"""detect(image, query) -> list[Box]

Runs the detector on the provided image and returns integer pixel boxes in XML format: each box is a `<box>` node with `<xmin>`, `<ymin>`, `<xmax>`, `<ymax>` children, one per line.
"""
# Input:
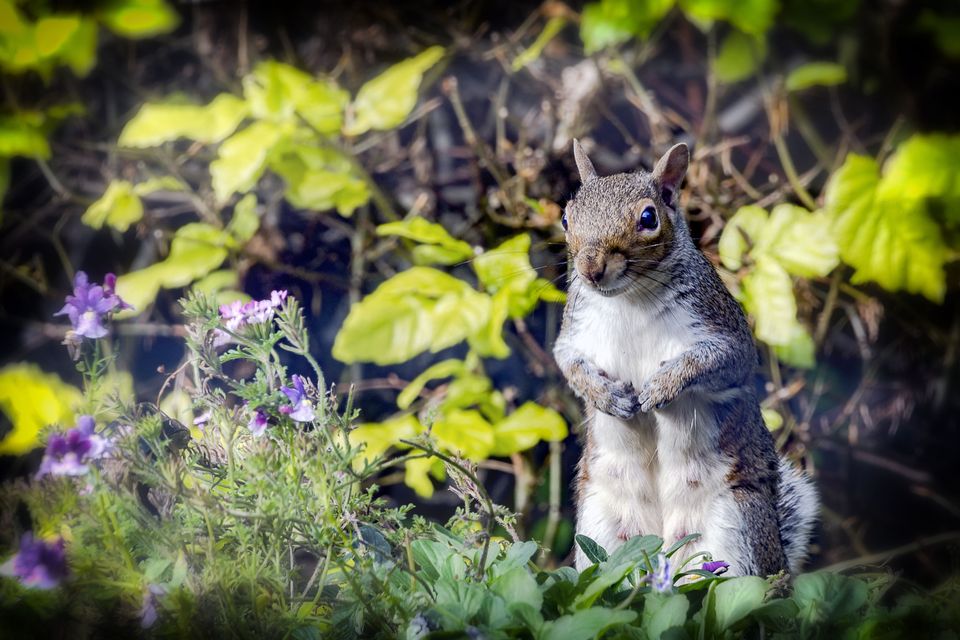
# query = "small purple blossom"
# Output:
<box><xmin>248</xmin><ymin>407</ymin><xmax>270</xmax><ymax>437</ymax></box>
<box><xmin>37</xmin><ymin>415</ymin><xmax>107</xmax><ymax>478</ymax></box>
<box><xmin>280</xmin><ymin>375</ymin><xmax>315</xmax><ymax>422</ymax></box>
<box><xmin>54</xmin><ymin>271</ymin><xmax>129</xmax><ymax>339</ymax></box>
<box><xmin>649</xmin><ymin>553</ymin><xmax>673</xmax><ymax>593</ymax></box>
<box><xmin>218</xmin><ymin>290</ymin><xmax>288</xmax><ymax>333</ymax></box>
<box><xmin>140</xmin><ymin>583</ymin><xmax>166</xmax><ymax>628</ymax></box>
<box><xmin>0</xmin><ymin>533</ymin><xmax>69</xmax><ymax>589</ymax></box>
<box><xmin>702</xmin><ymin>560</ymin><xmax>730</xmax><ymax>575</ymax></box>
<box><xmin>193</xmin><ymin>410</ymin><xmax>211</xmax><ymax>429</ymax></box>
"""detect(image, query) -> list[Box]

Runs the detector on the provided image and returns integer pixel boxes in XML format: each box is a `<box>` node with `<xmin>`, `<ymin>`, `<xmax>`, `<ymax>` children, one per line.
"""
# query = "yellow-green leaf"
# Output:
<box><xmin>0</xmin><ymin>364</ymin><xmax>82</xmax><ymax>455</ymax></box>
<box><xmin>333</xmin><ymin>267</ymin><xmax>491</xmax><ymax>365</ymax></box>
<box><xmin>242</xmin><ymin>61</ymin><xmax>349</xmax><ymax>135</ymax></box>
<box><xmin>741</xmin><ymin>256</ymin><xmax>808</xmax><ymax>351</ymax></box>
<box><xmin>404</xmin><ymin>456</ymin><xmax>445</xmax><ymax>498</ymax></box>
<box><xmin>719</xmin><ymin>205</ymin><xmax>768</xmax><ymax>271</ymax></box>
<box><xmin>397</xmin><ymin>359</ymin><xmax>466</xmax><ymax>410</ymax></box>
<box><xmin>227</xmin><ymin>193</ymin><xmax>259</xmax><ymax>243</ymax></box>
<box><xmin>431</xmin><ymin>409</ymin><xmax>494</xmax><ymax>460</ymax></box>
<box><xmin>580</xmin><ymin>0</ymin><xmax>674</xmax><ymax>53</ymax></box>
<box><xmin>376</xmin><ymin>216</ymin><xmax>474</xmax><ymax>264</ymax></box>
<box><xmin>132</xmin><ymin>176</ymin><xmax>185</xmax><ymax>195</ymax></box>
<box><xmin>81</xmin><ymin>180</ymin><xmax>143</xmax><ymax>232</ymax></box>
<box><xmin>349</xmin><ymin>414</ymin><xmax>423</xmax><ymax>466</ymax></box>
<box><xmin>467</xmin><ymin>289</ymin><xmax>511</xmax><ymax>359</ymax></box>
<box><xmin>35</xmin><ymin>16</ymin><xmax>80</xmax><ymax>58</ymax></box>
<box><xmin>761</xmin><ymin>407</ymin><xmax>783</xmax><ymax>431</ymax></box>
<box><xmin>269</xmin><ymin>141</ymin><xmax>369</xmax><ymax>216</ymax></box>
<box><xmin>679</xmin><ymin>0</ymin><xmax>777</xmax><ymax>35</ymax></box>
<box><xmin>785</xmin><ymin>62</ymin><xmax>847</xmax><ymax>92</ymax></box>
<box><xmin>757</xmin><ymin>204</ymin><xmax>839</xmax><ymax>278</ymax></box>
<box><xmin>490</xmin><ymin>402</ymin><xmax>567</xmax><ymax>456</ymax></box>
<box><xmin>100</xmin><ymin>0</ymin><xmax>179</xmax><ymax>38</ymax></box>
<box><xmin>0</xmin><ymin>114</ymin><xmax>50</xmax><ymax>158</ymax></box>
<box><xmin>714</xmin><ymin>30</ymin><xmax>765</xmax><ymax>83</ymax></box>
<box><xmin>211</xmin><ymin>120</ymin><xmax>287</xmax><ymax>202</ymax></box>
<box><xmin>513</xmin><ymin>16</ymin><xmax>567</xmax><ymax>71</ymax></box>
<box><xmin>344</xmin><ymin>46</ymin><xmax>444</xmax><ymax>136</ymax></box>
<box><xmin>118</xmin><ymin>93</ymin><xmax>249</xmax><ymax>147</ymax></box>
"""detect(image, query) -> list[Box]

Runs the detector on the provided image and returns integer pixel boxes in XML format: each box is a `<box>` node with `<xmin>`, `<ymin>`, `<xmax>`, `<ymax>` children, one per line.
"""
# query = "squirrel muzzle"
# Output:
<box><xmin>575</xmin><ymin>246</ymin><xmax>627</xmax><ymax>291</ymax></box>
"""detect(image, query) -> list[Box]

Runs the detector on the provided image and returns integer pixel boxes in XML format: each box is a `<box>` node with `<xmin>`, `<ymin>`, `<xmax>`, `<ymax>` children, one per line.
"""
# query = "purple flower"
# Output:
<box><xmin>248</xmin><ymin>407</ymin><xmax>269</xmax><ymax>437</ymax></box>
<box><xmin>218</xmin><ymin>290</ymin><xmax>288</xmax><ymax>333</ymax></box>
<box><xmin>140</xmin><ymin>583</ymin><xmax>166</xmax><ymax>628</ymax></box>
<box><xmin>193</xmin><ymin>410</ymin><xmax>211</xmax><ymax>429</ymax></box>
<box><xmin>54</xmin><ymin>271</ymin><xmax>129</xmax><ymax>339</ymax></box>
<box><xmin>0</xmin><ymin>533</ymin><xmax>69</xmax><ymax>589</ymax></box>
<box><xmin>280</xmin><ymin>375</ymin><xmax>315</xmax><ymax>422</ymax></box>
<box><xmin>702</xmin><ymin>560</ymin><xmax>730</xmax><ymax>575</ymax></box>
<box><xmin>37</xmin><ymin>415</ymin><xmax>107</xmax><ymax>478</ymax></box>
<box><xmin>649</xmin><ymin>553</ymin><xmax>673</xmax><ymax>593</ymax></box>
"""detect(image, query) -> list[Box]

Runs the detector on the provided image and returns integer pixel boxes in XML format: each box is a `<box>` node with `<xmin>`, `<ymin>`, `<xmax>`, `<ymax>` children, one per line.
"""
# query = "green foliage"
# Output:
<box><xmin>81</xmin><ymin>180</ymin><xmax>143</xmax><ymax>232</ymax></box>
<box><xmin>513</xmin><ymin>16</ymin><xmax>568</xmax><ymax>71</ymax></box>
<box><xmin>714</xmin><ymin>30</ymin><xmax>766</xmax><ymax>83</ymax></box>
<box><xmin>118</xmin><ymin>93</ymin><xmax>248</xmax><ymax>147</ymax></box>
<box><xmin>824</xmin><ymin>135</ymin><xmax>960</xmax><ymax>303</ymax></box>
<box><xmin>0</xmin><ymin>364</ymin><xmax>82</xmax><ymax>455</ymax></box>
<box><xmin>580</xmin><ymin>0</ymin><xmax>675</xmax><ymax>53</ymax></box>
<box><xmin>98</xmin><ymin>0</ymin><xmax>179</xmax><ymax>38</ymax></box>
<box><xmin>785</xmin><ymin>62</ymin><xmax>847</xmax><ymax>92</ymax></box>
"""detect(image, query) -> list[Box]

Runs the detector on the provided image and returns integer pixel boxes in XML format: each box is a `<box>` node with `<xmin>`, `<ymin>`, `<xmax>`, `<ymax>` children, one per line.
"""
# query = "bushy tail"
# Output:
<box><xmin>777</xmin><ymin>458</ymin><xmax>819</xmax><ymax>573</ymax></box>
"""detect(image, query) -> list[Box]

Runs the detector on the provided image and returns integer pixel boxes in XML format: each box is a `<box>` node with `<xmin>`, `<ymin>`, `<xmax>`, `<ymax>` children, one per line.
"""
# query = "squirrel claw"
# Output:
<box><xmin>597</xmin><ymin>379</ymin><xmax>641</xmax><ymax>419</ymax></box>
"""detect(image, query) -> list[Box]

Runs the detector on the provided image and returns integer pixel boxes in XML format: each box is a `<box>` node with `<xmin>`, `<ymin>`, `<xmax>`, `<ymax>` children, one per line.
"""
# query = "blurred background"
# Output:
<box><xmin>1</xmin><ymin>0</ymin><xmax>959</xmax><ymax>586</ymax></box>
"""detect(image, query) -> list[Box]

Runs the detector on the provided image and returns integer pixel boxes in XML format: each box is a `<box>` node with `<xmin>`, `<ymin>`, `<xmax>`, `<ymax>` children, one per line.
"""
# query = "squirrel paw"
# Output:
<box><xmin>596</xmin><ymin>378</ymin><xmax>642</xmax><ymax>419</ymax></box>
<box><xmin>637</xmin><ymin>380</ymin><xmax>673</xmax><ymax>413</ymax></box>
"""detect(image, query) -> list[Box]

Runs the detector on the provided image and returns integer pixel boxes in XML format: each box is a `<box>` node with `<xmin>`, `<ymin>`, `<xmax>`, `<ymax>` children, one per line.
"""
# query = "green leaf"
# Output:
<box><xmin>343</xmin><ymin>45</ymin><xmax>444</xmax><ymax>136</ymax></box>
<box><xmin>0</xmin><ymin>114</ymin><xmax>50</xmax><ymax>158</ymax></box>
<box><xmin>878</xmin><ymin>134</ymin><xmax>960</xmax><ymax>203</ymax></box>
<box><xmin>713</xmin><ymin>576</ymin><xmax>768</xmax><ymax>631</ymax></box>
<box><xmin>539</xmin><ymin>607</ymin><xmax>637</xmax><ymax>640</ymax></box>
<box><xmin>100</xmin><ymin>0</ymin><xmax>179</xmax><ymax>38</ymax></box>
<box><xmin>467</xmin><ymin>289</ymin><xmax>512</xmax><ymax>359</ymax></box>
<box><xmin>211</xmin><ymin>120</ymin><xmax>288</xmax><ymax>202</ymax></box>
<box><xmin>741</xmin><ymin>256</ymin><xmax>802</xmax><ymax>349</ymax></box>
<box><xmin>0</xmin><ymin>363</ymin><xmax>82</xmax><ymax>455</ymax></box>
<box><xmin>376</xmin><ymin>216</ymin><xmax>474</xmax><ymax>264</ymax></box>
<box><xmin>492</xmin><ymin>567</ymin><xmax>543</xmax><ymax>612</ymax></box>
<box><xmin>761</xmin><ymin>407</ymin><xmax>784</xmax><ymax>430</ymax></box>
<box><xmin>714</xmin><ymin>30</ymin><xmax>765</xmax><ymax>83</ymax></box>
<box><xmin>227</xmin><ymin>193</ymin><xmax>260</xmax><ymax>243</ymax></box>
<box><xmin>132</xmin><ymin>176</ymin><xmax>185</xmax><ymax>195</ymax></box>
<box><xmin>332</xmin><ymin>266</ymin><xmax>491</xmax><ymax>365</ymax></box>
<box><xmin>349</xmin><ymin>414</ymin><xmax>423</xmax><ymax>465</ymax></box>
<box><xmin>642</xmin><ymin>593</ymin><xmax>690</xmax><ymax>639</ymax></box>
<box><xmin>473</xmin><ymin>234</ymin><xmax>547</xmax><ymax>318</ymax></box>
<box><xmin>35</xmin><ymin>16</ymin><xmax>80</xmax><ymax>58</ymax></box>
<box><xmin>191</xmin><ymin>269</ymin><xmax>240</xmax><ymax>296</ymax></box>
<box><xmin>432</xmin><ymin>408</ymin><xmax>495</xmax><ymax>460</ymax></box>
<box><xmin>575</xmin><ymin>534</ymin><xmax>609</xmax><ymax>565</ymax></box>
<box><xmin>81</xmin><ymin>180</ymin><xmax>143</xmax><ymax>232</ymax></box>
<box><xmin>793</xmin><ymin>572</ymin><xmax>867</xmax><ymax>627</ymax></box>
<box><xmin>580</xmin><ymin>0</ymin><xmax>675</xmax><ymax>53</ymax></box>
<box><xmin>757</xmin><ymin>204</ymin><xmax>839</xmax><ymax>278</ymax></box>
<box><xmin>825</xmin><ymin>150</ymin><xmax>950</xmax><ymax>302</ymax></box>
<box><xmin>718</xmin><ymin>205</ymin><xmax>770</xmax><ymax>271</ymax></box>
<box><xmin>403</xmin><ymin>455</ymin><xmax>445</xmax><ymax>497</ymax></box>
<box><xmin>269</xmin><ymin>142</ymin><xmax>369</xmax><ymax>216</ymax></box>
<box><xmin>679</xmin><ymin>0</ymin><xmax>778</xmax><ymax>35</ymax></box>
<box><xmin>242</xmin><ymin>61</ymin><xmax>349</xmax><ymax>135</ymax></box>
<box><xmin>607</xmin><ymin>534</ymin><xmax>663</xmax><ymax>567</ymax></box>
<box><xmin>785</xmin><ymin>62</ymin><xmax>847</xmax><ymax>91</ymax></box>
<box><xmin>118</xmin><ymin>93</ymin><xmax>249</xmax><ymax>147</ymax></box>
<box><xmin>56</xmin><ymin>17</ymin><xmax>96</xmax><ymax>76</ymax></box>
<box><xmin>396</xmin><ymin>358</ymin><xmax>466</xmax><ymax>410</ymax></box>
<box><xmin>513</xmin><ymin>16</ymin><xmax>567</xmax><ymax>70</ymax></box>
<box><xmin>490</xmin><ymin>401</ymin><xmax>567</xmax><ymax>456</ymax></box>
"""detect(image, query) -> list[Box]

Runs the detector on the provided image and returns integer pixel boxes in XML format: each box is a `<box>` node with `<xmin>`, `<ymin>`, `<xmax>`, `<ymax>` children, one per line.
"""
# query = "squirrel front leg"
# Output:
<box><xmin>638</xmin><ymin>338</ymin><xmax>753</xmax><ymax>412</ymax></box>
<box><xmin>554</xmin><ymin>340</ymin><xmax>641</xmax><ymax>419</ymax></box>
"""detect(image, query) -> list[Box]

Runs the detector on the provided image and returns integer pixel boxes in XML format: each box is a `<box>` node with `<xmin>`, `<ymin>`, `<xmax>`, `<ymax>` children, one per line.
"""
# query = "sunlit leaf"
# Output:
<box><xmin>35</xmin><ymin>16</ymin><xmax>80</xmax><ymax>58</ymax></box>
<box><xmin>785</xmin><ymin>62</ymin><xmax>847</xmax><ymax>92</ymax></box>
<box><xmin>227</xmin><ymin>193</ymin><xmax>260</xmax><ymax>243</ymax></box>
<box><xmin>714</xmin><ymin>30</ymin><xmax>765</xmax><ymax>83</ymax></box>
<box><xmin>270</xmin><ymin>141</ymin><xmax>369</xmax><ymax>216</ymax></box>
<box><xmin>81</xmin><ymin>180</ymin><xmax>143</xmax><ymax>232</ymax></box>
<box><xmin>57</xmin><ymin>17</ymin><xmax>96</xmax><ymax>76</ymax></box>
<box><xmin>718</xmin><ymin>205</ymin><xmax>768</xmax><ymax>271</ymax></box>
<box><xmin>756</xmin><ymin>204</ymin><xmax>839</xmax><ymax>278</ymax></box>
<box><xmin>761</xmin><ymin>407</ymin><xmax>784</xmax><ymax>431</ymax></box>
<box><xmin>397</xmin><ymin>359</ymin><xmax>466</xmax><ymax>410</ymax></box>
<box><xmin>825</xmin><ymin>150</ymin><xmax>951</xmax><ymax>302</ymax></box>
<box><xmin>467</xmin><ymin>289</ymin><xmax>511</xmax><ymax>359</ymax></box>
<box><xmin>132</xmin><ymin>176</ymin><xmax>185</xmax><ymax>195</ymax></box>
<box><xmin>0</xmin><ymin>364</ymin><xmax>82</xmax><ymax>455</ymax></box>
<box><xmin>211</xmin><ymin>120</ymin><xmax>288</xmax><ymax>202</ymax></box>
<box><xmin>539</xmin><ymin>608</ymin><xmax>637</xmax><ymax>640</ymax></box>
<box><xmin>376</xmin><ymin>216</ymin><xmax>474</xmax><ymax>264</ymax></box>
<box><xmin>242</xmin><ymin>61</ymin><xmax>349</xmax><ymax>134</ymax></box>
<box><xmin>580</xmin><ymin>0</ymin><xmax>674</xmax><ymax>53</ymax></box>
<box><xmin>513</xmin><ymin>16</ymin><xmax>567</xmax><ymax>70</ymax></box>
<box><xmin>349</xmin><ymin>414</ymin><xmax>422</xmax><ymax>466</ymax></box>
<box><xmin>713</xmin><ymin>576</ymin><xmax>768</xmax><ymax>630</ymax></box>
<box><xmin>332</xmin><ymin>267</ymin><xmax>491</xmax><ymax>365</ymax></box>
<box><xmin>343</xmin><ymin>45</ymin><xmax>444</xmax><ymax>136</ymax></box>
<box><xmin>0</xmin><ymin>114</ymin><xmax>50</xmax><ymax>158</ymax></box>
<box><xmin>431</xmin><ymin>409</ymin><xmax>495</xmax><ymax>460</ymax></box>
<box><xmin>679</xmin><ymin>0</ymin><xmax>778</xmax><ymax>35</ymax></box>
<box><xmin>118</xmin><ymin>93</ymin><xmax>249</xmax><ymax>147</ymax></box>
<box><xmin>740</xmin><ymin>256</ymin><xmax>814</xmax><ymax>369</ymax></box>
<box><xmin>100</xmin><ymin>0</ymin><xmax>179</xmax><ymax>38</ymax></box>
<box><xmin>490</xmin><ymin>402</ymin><xmax>567</xmax><ymax>456</ymax></box>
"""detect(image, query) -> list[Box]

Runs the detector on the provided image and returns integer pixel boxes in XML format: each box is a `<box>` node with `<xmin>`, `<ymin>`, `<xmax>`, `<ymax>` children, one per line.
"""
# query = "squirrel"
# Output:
<box><xmin>554</xmin><ymin>140</ymin><xmax>818</xmax><ymax>576</ymax></box>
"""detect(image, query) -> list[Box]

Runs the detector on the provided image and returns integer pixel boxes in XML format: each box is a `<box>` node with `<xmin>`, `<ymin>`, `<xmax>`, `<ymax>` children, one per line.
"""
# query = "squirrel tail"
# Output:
<box><xmin>777</xmin><ymin>458</ymin><xmax>819</xmax><ymax>573</ymax></box>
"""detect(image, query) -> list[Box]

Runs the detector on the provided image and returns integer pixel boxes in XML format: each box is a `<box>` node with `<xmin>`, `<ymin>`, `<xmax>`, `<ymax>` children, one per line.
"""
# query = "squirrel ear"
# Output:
<box><xmin>573</xmin><ymin>139</ymin><xmax>598</xmax><ymax>184</ymax></box>
<box><xmin>653</xmin><ymin>143</ymin><xmax>689</xmax><ymax>207</ymax></box>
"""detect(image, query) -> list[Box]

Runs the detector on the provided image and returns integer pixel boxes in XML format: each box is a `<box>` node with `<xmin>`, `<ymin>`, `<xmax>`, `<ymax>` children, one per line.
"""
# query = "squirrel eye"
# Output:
<box><xmin>561</xmin><ymin>213</ymin><xmax>568</xmax><ymax>231</ymax></box>
<box><xmin>637</xmin><ymin>206</ymin><xmax>658</xmax><ymax>231</ymax></box>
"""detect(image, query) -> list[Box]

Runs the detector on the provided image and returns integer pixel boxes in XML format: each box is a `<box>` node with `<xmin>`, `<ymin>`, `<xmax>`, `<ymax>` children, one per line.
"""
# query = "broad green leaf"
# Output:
<box><xmin>492</xmin><ymin>567</ymin><xmax>543</xmax><ymax>612</ymax></box>
<box><xmin>642</xmin><ymin>593</ymin><xmax>690</xmax><ymax>639</ymax></box>
<box><xmin>580</xmin><ymin>0</ymin><xmax>675</xmax><ymax>53</ymax></box>
<box><xmin>758</xmin><ymin>204</ymin><xmax>839</xmax><ymax>278</ymax></box>
<box><xmin>825</xmin><ymin>152</ymin><xmax>949</xmax><ymax>302</ymax></box>
<box><xmin>100</xmin><ymin>0</ymin><xmax>179</xmax><ymax>38</ymax></box>
<box><xmin>270</xmin><ymin>142</ymin><xmax>369</xmax><ymax>216</ymax></box>
<box><xmin>0</xmin><ymin>114</ymin><xmax>50</xmax><ymax>158</ymax></box>
<box><xmin>718</xmin><ymin>205</ymin><xmax>769</xmax><ymax>271</ymax></box>
<box><xmin>191</xmin><ymin>269</ymin><xmax>241</xmax><ymax>296</ymax></box>
<box><xmin>431</xmin><ymin>408</ymin><xmax>495</xmax><ymax>460</ymax></box>
<box><xmin>442</xmin><ymin>374</ymin><xmax>493</xmax><ymax>412</ymax></box>
<box><xmin>575</xmin><ymin>534</ymin><xmax>609</xmax><ymax>565</ymax></box>
<box><xmin>490</xmin><ymin>401</ymin><xmax>566</xmax><ymax>456</ymax></box>
<box><xmin>513</xmin><ymin>16</ymin><xmax>567</xmax><ymax>70</ymax></box>
<box><xmin>0</xmin><ymin>364</ymin><xmax>82</xmax><ymax>455</ymax></box>
<box><xmin>242</xmin><ymin>61</ymin><xmax>349</xmax><ymax>134</ymax></box>
<box><xmin>119</xmin><ymin>93</ymin><xmax>249</xmax><ymax>147</ymax></box>
<box><xmin>793</xmin><ymin>572</ymin><xmax>867</xmax><ymax>627</ymax></box>
<box><xmin>376</xmin><ymin>216</ymin><xmax>474</xmax><ymax>264</ymax></box>
<box><xmin>344</xmin><ymin>46</ymin><xmax>444</xmax><ymax>136</ymax></box>
<box><xmin>539</xmin><ymin>607</ymin><xmax>637</xmax><ymax>640</ymax></box>
<box><xmin>467</xmin><ymin>288</ymin><xmax>511</xmax><ymax>359</ymax></box>
<box><xmin>785</xmin><ymin>62</ymin><xmax>847</xmax><ymax>91</ymax></box>
<box><xmin>679</xmin><ymin>0</ymin><xmax>778</xmax><ymax>35</ymax></box>
<box><xmin>396</xmin><ymin>358</ymin><xmax>466</xmax><ymax>410</ymax></box>
<box><xmin>348</xmin><ymin>414</ymin><xmax>422</xmax><ymax>465</ymax></box>
<box><xmin>607</xmin><ymin>534</ymin><xmax>663</xmax><ymax>567</ymax></box>
<box><xmin>741</xmin><ymin>256</ymin><xmax>803</xmax><ymax>348</ymax></box>
<box><xmin>132</xmin><ymin>176</ymin><xmax>185</xmax><ymax>195</ymax></box>
<box><xmin>473</xmin><ymin>234</ymin><xmax>540</xmax><ymax>317</ymax></box>
<box><xmin>772</xmin><ymin>324</ymin><xmax>815</xmax><ymax>369</ymax></box>
<box><xmin>714</xmin><ymin>30</ymin><xmax>765</xmax><ymax>83</ymax></box>
<box><xmin>35</xmin><ymin>16</ymin><xmax>80</xmax><ymax>58</ymax></box>
<box><xmin>211</xmin><ymin>120</ymin><xmax>287</xmax><ymax>202</ymax></box>
<box><xmin>81</xmin><ymin>180</ymin><xmax>143</xmax><ymax>232</ymax></box>
<box><xmin>56</xmin><ymin>17</ymin><xmax>96</xmax><ymax>76</ymax></box>
<box><xmin>404</xmin><ymin>456</ymin><xmax>445</xmax><ymax>497</ymax></box>
<box><xmin>333</xmin><ymin>267</ymin><xmax>491</xmax><ymax>365</ymax></box>
<box><xmin>713</xmin><ymin>576</ymin><xmax>768</xmax><ymax>630</ymax></box>
<box><xmin>227</xmin><ymin>193</ymin><xmax>260</xmax><ymax>243</ymax></box>
<box><xmin>877</xmin><ymin>134</ymin><xmax>960</xmax><ymax>203</ymax></box>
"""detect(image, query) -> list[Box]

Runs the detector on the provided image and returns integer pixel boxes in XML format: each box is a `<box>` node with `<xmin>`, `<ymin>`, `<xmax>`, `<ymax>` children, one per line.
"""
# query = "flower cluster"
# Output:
<box><xmin>219</xmin><ymin>290</ymin><xmax>288</xmax><ymax>332</ymax></box>
<box><xmin>36</xmin><ymin>415</ymin><xmax>107</xmax><ymax>478</ymax></box>
<box><xmin>55</xmin><ymin>271</ymin><xmax>130</xmax><ymax>342</ymax></box>
<box><xmin>0</xmin><ymin>533</ymin><xmax>69</xmax><ymax>589</ymax></box>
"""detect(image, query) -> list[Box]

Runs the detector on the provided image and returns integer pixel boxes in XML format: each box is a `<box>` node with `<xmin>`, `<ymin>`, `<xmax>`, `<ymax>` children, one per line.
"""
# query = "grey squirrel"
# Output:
<box><xmin>554</xmin><ymin>140</ymin><xmax>818</xmax><ymax>575</ymax></box>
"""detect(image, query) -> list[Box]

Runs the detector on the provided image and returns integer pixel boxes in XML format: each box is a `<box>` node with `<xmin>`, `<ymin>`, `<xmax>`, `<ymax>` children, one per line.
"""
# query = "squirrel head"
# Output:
<box><xmin>563</xmin><ymin>140</ymin><xmax>689</xmax><ymax>297</ymax></box>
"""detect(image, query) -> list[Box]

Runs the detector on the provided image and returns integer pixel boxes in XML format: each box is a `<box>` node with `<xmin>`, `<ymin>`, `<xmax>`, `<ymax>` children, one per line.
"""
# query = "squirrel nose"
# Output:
<box><xmin>584</xmin><ymin>261</ymin><xmax>607</xmax><ymax>285</ymax></box>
